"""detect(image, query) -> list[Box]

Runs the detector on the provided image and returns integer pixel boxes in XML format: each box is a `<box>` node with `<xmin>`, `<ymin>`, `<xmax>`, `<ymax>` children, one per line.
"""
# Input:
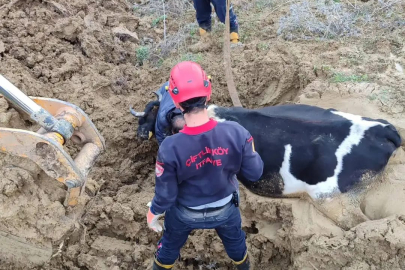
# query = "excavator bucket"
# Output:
<box><xmin>0</xmin><ymin>75</ymin><xmax>105</xmax><ymax>206</ymax></box>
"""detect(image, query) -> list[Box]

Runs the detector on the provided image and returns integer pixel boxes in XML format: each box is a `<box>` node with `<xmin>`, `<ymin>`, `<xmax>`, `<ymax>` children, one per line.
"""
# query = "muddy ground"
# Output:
<box><xmin>0</xmin><ymin>0</ymin><xmax>405</xmax><ymax>269</ymax></box>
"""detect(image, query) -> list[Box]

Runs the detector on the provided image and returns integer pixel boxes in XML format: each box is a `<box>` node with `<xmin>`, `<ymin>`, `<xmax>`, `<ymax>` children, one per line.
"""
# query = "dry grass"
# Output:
<box><xmin>130</xmin><ymin>0</ymin><xmax>196</xmax><ymax>66</ymax></box>
<box><xmin>131</xmin><ymin>0</ymin><xmax>193</xmax><ymax>18</ymax></box>
<box><xmin>149</xmin><ymin>22</ymin><xmax>198</xmax><ymax>65</ymax></box>
<box><xmin>277</xmin><ymin>0</ymin><xmax>404</xmax><ymax>41</ymax></box>
<box><xmin>277</xmin><ymin>0</ymin><xmax>361</xmax><ymax>40</ymax></box>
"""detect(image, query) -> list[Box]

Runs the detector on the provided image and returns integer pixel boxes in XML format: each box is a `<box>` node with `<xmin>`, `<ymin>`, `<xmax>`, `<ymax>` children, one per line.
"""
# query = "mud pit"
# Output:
<box><xmin>0</xmin><ymin>0</ymin><xmax>405</xmax><ymax>269</ymax></box>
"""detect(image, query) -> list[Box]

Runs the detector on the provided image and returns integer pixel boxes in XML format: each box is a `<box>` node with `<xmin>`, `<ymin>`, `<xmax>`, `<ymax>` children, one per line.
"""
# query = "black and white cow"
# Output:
<box><xmin>132</xmin><ymin>102</ymin><xmax>402</xmax><ymax>200</ymax></box>
<box><xmin>130</xmin><ymin>95</ymin><xmax>160</xmax><ymax>140</ymax></box>
<box><xmin>208</xmin><ymin>104</ymin><xmax>401</xmax><ymax>199</ymax></box>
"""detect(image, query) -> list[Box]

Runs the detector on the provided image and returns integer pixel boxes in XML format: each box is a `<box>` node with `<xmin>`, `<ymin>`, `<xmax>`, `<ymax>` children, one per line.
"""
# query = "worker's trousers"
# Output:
<box><xmin>192</xmin><ymin>0</ymin><xmax>239</xmax><ymax>33</ymax></box>
<box><xmin>154</xmin><ymin>200</ymin><xmax>247</xmax><ymax>266</ymax></box>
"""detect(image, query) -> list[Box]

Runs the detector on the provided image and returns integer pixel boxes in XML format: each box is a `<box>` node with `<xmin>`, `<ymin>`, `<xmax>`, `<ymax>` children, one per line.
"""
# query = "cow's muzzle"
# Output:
<box><xmin>138</xmin><ymin>131</ymin><xmax>153</xmax><ymax>140</ymax></box>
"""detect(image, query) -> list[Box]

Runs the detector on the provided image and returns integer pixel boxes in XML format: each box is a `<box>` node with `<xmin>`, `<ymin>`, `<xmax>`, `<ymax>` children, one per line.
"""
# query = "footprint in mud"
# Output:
<box><xmin>243</xmin><ymin>221</ymin><xmax>259</xmax><ymax>234</ymax></box>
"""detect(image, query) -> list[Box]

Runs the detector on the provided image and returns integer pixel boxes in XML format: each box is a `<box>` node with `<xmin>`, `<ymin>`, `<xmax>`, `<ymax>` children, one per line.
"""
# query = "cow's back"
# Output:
<box><xmin>208</xmin><ymin>104</ymin><xmax>401</xmax><ymax>199</ymax></box>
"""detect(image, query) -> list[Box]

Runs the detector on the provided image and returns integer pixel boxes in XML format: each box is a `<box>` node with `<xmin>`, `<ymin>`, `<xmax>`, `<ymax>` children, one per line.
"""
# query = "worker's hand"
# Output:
<box><xmin>146</xmin><ymin>202</ymin><xmax>163</xmax><ymax>232</ymax></box>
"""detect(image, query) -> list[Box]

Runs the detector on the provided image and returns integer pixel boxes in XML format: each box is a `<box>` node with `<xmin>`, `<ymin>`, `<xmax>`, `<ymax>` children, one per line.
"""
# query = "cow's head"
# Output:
<box><xmin>130</xmin><ymin>91</ymin><xmax>162</xmax><ymax>140</ymax></box>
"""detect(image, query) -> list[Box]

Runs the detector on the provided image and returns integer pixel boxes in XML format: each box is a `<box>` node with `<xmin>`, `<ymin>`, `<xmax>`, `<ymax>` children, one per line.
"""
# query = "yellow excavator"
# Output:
<box><xmin>0</xmin><ymin>74</ymin><xmax>105</xmax><ymax>268</ymax></box>
<box><xmin>0</xmin><ymin>74</ymin><xmax>105</xmax><ymax>206</ymax></box>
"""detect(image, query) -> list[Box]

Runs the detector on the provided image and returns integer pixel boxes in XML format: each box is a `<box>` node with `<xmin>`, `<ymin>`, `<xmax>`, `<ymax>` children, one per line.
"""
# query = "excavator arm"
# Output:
<box><xmin>0</xmin><ymin>74</ymin><xmax>105</xmax><ymax>206</ymax></box>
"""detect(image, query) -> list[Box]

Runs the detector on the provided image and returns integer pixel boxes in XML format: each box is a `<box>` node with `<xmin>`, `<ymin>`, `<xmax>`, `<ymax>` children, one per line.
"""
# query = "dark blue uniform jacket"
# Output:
<box><xmin>155</xmin><ymin>82</ymin><xmax>182</xmax><ymax>145</ymax></box>
<box><xmin>150</xmin><ymin>119</ymin><xmax>264</xmax><ymax>215</ymax></box>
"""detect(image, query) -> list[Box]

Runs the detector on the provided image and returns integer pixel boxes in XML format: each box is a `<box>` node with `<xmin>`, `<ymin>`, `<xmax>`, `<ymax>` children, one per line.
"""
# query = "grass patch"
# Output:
<box><xmin>313</xmin><ymin>64</ymin><xmax>333</xmax><ymax>76</ymax></box>
<box><xmin>331</xmin><ymin>72</ymin><xmax>369</xmax><ymax>83</ymax></box>
<box><xmin>257</xmin><ymin>42</ymin><xmax>269</xmax><ymax>51</ymax></box>
<box><xmin>152</xmin><ymin>15</ymin><xmax>166</xmax><ymax>27</ymax></box>
<box><xmin>368</xmin><ymin>89</ymin><xmax>390</xmax><ymax>101</ymax></box>
<box><xmin>180</xmin><ymin>53</ymin><xmax>203</xmax><ymax>63</ymax></box>
<box><xmin>189</xmin><ymin>27</ymin><xmax>198</xmax><ymax>37</ymax></box>
<box><xmin>136</xmin><ymin>46</ymin><xmax>150</xmax><ymax>65</ymax></box>
<box><xmin>254</xmin><ymin>0</ymin><xmax>276</xmax><ymax>10</ymax></box>
<box><xmin>238</xmin><ymin>20</ymin><xmax>259</xmax><ymax>43</ymax></box>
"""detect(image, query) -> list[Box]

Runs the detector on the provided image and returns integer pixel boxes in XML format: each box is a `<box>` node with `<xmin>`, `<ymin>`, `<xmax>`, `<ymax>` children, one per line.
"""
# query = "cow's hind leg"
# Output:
<box><xmin>303</xmin><ymin>191</ymin><xmax>369</xmax><ymax>230</ymax></box>
<box><xmin>362</xmin><ymin>153</ymin><xmax>405</xmax><ymax>220</ymax></box>
<box><xmin>323</xmin><ymin>193</ymin><xmax>369</xmax><ymax>230</ymax></box>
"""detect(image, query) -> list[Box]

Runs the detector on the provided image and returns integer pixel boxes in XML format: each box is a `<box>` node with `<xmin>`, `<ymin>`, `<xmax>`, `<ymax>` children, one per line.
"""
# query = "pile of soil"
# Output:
<box><xmin>0</xmin><ymin>0</ymin><xmax>404</xmax><ymax>269</ymax></box>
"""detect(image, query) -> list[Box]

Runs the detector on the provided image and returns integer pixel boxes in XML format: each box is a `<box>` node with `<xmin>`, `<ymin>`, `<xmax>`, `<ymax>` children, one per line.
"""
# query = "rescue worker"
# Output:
<box><xmin>190</xmin><ymin>0</ymin><xmax>241</xmax><ymax>52</ymax></box>
<box><xmin>146</xmin><ymin>61</ymin><xmax>264</xmax><ymax>270</ymax></box>
<box><xmin>153</xmin><ymin>82</ymin><xmax>185</xmax><ymax>146</ymax></box>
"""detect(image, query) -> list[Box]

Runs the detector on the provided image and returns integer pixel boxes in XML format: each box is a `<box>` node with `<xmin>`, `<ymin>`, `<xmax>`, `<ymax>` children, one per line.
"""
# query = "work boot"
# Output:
<box><xmin>230</xmin><ymin>32</ymin><xmax>243</xmax><ymax>48</ymax></box>
<box><xmin>189</xmin><ymin>27</ymin><xmax>213</xmax><ymax>53</ymax></box>
<box><xmin>152</xmin><ymin>260</ymin><xmax>172</xmax><ymax>270</ymax></box>
<box><xmin>234</xmin><ymin>253</ymin><xmax>254</xmax><ymax>270</ymax></box>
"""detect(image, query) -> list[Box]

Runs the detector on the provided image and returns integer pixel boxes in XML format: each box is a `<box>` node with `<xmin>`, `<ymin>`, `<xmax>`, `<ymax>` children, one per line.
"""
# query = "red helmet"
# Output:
<box><xmin>168</xmin><ymin>61</ymin><xmax>212</xmax><ymax>104</ymax></box>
